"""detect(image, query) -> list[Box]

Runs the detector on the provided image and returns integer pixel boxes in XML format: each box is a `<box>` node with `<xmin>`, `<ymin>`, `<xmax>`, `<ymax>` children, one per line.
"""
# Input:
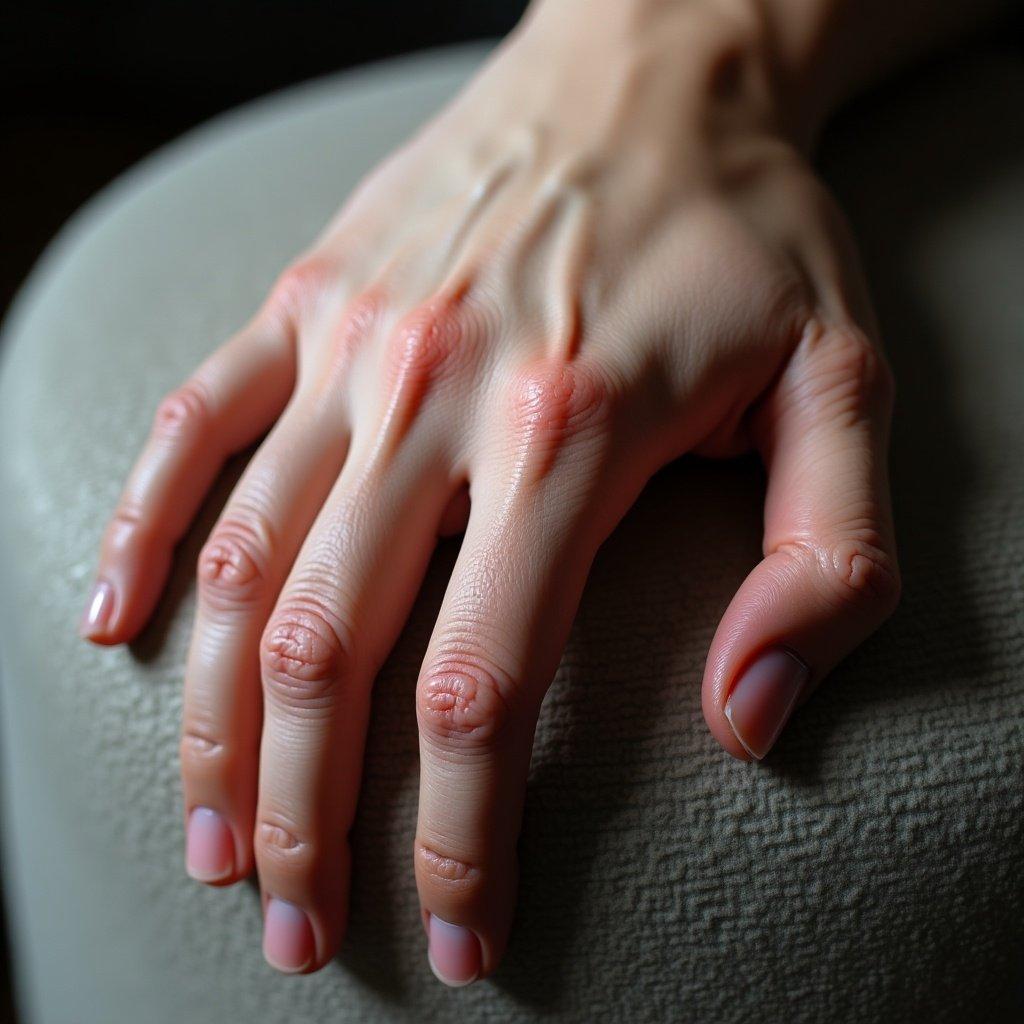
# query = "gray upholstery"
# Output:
<box><xmin>1</xmin><ymin>42</ymin><xmax>1022</xmax><ymax>1024</ymax></box>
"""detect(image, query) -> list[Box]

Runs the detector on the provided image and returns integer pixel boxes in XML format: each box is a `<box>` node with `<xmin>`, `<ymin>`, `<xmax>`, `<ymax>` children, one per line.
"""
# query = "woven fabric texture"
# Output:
<box><xmin>1</xmin><ymin>43</ymin><xmax>1022</xmax><ymax>1024</ymax></box>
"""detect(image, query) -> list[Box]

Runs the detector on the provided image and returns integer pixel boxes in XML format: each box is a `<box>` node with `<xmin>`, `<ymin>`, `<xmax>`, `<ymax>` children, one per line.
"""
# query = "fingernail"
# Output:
<box><xmin>79</xmin><ymin>579</ymin><xmax>115</xmax><ymax>637</ymax></box>
<box><xmin>427</xmin><ymin>914</ymin><xmax>481</xmax><ymax>987</ymax></box>
<box><xmin>725</xmin><ymin>647</ymin><xmax>810</xmax><ymax>760</ymax></box>
<box><xmin>263</xmin><ymin>898</ymin><xmax>314</xmax><ymax>973</ymax></box>
<box><xmin>185</xmin><ymin>807</ymin><xmax>235</xmax><ymax>883</ymax></box>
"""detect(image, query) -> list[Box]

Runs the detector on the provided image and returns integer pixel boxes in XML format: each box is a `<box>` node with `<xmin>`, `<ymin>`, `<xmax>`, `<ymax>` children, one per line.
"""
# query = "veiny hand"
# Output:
<box><xmin>80</xmin><ymin>0</ymin><xmax>900</xmax><ymax>986</ymax></box>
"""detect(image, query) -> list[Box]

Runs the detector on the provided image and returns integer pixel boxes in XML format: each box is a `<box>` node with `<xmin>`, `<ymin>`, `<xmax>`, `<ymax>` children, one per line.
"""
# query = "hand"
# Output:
<box><xmin>80</xmin><ymin>0</ymin><xmax>900</xmax><ymax>986</ymax></box>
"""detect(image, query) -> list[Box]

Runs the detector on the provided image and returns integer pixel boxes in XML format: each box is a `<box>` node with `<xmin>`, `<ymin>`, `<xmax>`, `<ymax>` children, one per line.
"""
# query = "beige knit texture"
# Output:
<box><xmin>1</xmin><ymin>43</ymin><xmax>1021</xmax><ymax>1024</ymax></box>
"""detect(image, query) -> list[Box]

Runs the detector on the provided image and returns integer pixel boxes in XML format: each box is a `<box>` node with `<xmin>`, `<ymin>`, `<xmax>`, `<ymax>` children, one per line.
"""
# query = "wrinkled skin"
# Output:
<box><xmin>81</xmin><ymin>0</ymin><xmax>899</xmax><ymax>986</ymax></box>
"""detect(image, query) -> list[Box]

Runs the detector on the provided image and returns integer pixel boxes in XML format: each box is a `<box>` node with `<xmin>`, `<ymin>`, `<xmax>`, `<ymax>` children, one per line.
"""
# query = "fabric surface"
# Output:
<box><xmin>1</xmin><ymin>42</ymin><xmax>1022</xmax><ymax>1024</ymax></box>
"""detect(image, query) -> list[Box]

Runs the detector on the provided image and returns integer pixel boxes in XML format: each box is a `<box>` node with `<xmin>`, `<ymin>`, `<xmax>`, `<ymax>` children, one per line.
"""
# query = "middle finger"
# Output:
<box><xmin>254</xmin><ymin>421</ymin><xmax>456</xmax><ymax>973</ymax></box>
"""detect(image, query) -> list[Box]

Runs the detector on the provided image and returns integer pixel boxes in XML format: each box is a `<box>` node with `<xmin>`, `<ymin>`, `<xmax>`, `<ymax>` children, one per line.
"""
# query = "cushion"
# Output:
<box><xmin>1</xmin><ymin>41</ymin><xmax>1022</xmax><ymax>1024</ymax></box>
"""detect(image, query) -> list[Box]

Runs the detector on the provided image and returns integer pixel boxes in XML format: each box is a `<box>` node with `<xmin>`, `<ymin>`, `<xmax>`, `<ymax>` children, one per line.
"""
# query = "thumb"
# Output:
<box><xmin>702</xmin><ymin>318</ymin><xmax>901</xmax><ymax>761</ymax></box>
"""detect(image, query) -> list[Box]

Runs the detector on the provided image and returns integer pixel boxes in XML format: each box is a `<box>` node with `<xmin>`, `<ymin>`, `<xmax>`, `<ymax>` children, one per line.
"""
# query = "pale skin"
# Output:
<box><xmin>80</xmin><ymin>0</ymin><xmax>1007</xmax><ymax>988</ymax></box>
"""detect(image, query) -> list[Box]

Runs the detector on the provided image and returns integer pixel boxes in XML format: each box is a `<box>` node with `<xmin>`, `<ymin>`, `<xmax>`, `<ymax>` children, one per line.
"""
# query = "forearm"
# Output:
<box><xmin>521</xmin><ymin>0</ymin><xmax>1013</xmax><ymax>150</ymax></box>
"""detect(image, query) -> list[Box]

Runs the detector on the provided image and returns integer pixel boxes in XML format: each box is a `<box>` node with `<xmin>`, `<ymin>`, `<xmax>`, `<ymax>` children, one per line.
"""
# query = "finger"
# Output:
<box><xmin>413</xmin><ymin>359</ymin><xmax>625</xmax><ymax>986</ymax></box>
<box><xmin>180</xmin><ymin>399</ymin><xmax>349</xmax><ymax>886</ymax></box>
<box><xmin>702</xmin><ymin>319</ymin><xmax>901</xmax><ymax>761</ymax></box>
<box><xmin>254</xmin><ymin>445</ymin><xmax>454</xmax><ymax>974</ymax></box>
<box><xmin>81</xmin><ymin>313</ymin><xmax>295</xmax><ymax>644</ymax></box>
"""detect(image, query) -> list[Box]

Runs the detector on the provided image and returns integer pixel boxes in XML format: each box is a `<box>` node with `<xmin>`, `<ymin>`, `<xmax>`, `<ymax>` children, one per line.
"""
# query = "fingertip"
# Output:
<box><xmin>78</xmin><ymin>578</ymin><xmax>135</xmax><ymax>645</ymax></box>
<box><xmin>183</xmin><ymin>806</ymin><xmax>254</xmax><ymax>888</ymax></box>
<box><xmin>701</xmin><ymin>636</ymin><xmax>759</xmax><ymax>763</ymax></box>
<box><xmin>80</xmin><ymin>539</ymin><xmax>175</xmax><ymax>644</ymax></box>
<box><xmin>78</xmin><ymin>578</ymin><xmax>114</xmax><ymax>635</ymax></box>
<box><xmin>722</xmin><ymin>646</ymin><xmax>810</xmax><ymax>761</ymax></box>
<box><xmin>185</xmin><ymin>806</ymin><xmax>237</xmax><ymax>885</ymax></box>
<box><xmin>426</xmin><ymin>912</ymin><xmax>482</xmax><ymax>988</ymax></box>
<box><xmin>78</xmin><ymin>587</ymin><xmax>147</xmax><ymax>646</ymax></box>
<box><xmin>263</xmin><ymin>898</ymin><xmax>316</xmax><ymax>974</ymax></box>
<box><xmin>254</xmin><ymin>824</ymin><xmax>352</xmax><ymax>977</ymax></box>
<box><xmin>702</xmin><ymin>578</ymin><xmax>814</xmax><ymax>762</ymax></box>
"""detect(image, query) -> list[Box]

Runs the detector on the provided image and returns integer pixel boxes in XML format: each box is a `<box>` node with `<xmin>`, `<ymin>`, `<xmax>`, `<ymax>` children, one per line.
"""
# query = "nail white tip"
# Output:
<box><xmin>263</xmin><ymin>950</ymin><xmax>312</xmax><ymax>975</ymax></box>
<box><xmin>185</xmin><ymin>863</ymin><xmax>234</xmax><ymax>884</ymax></box>
<box><xmin>724</xmin><ymin>700</ymin><xmax>764</xmax><ymax>761</ymax></box>
<box><xmin>427</xmin><ymin>947</ymin><xmax>478</xmax><ymax>988</ymax></box>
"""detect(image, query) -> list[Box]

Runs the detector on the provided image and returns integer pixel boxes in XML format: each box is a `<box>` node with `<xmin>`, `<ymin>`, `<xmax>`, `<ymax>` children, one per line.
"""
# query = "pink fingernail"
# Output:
<box><xmin>725</xmin><ymin>647</ymin><xmax>810</xmax><ymax>760</ymax></box>
<box><xmin>263</xmin><ymin>898</ymin><xmax>314</xmax><ymax>973</ymax></box>
<box><xmin>79</xmin><ymin>579</ymin><xmax>115</xmax><ymax>637</ymax></box>
<box><xmin>427</xmin><ymin>914</ymin><xmax>481</xmax><ymax>987</ymax></box>
<box><xmin>185</xmin><ymin>807</ymin><xmax>235</xmax><ymax>883</ymax></box>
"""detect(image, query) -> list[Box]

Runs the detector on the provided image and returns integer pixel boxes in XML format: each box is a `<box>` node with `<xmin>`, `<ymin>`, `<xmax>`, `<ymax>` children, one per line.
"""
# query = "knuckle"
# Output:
<box><xmin>416</xmin><ymin>662</ymin><xmax>513</xmax><ymax>751</ymax></box>
<box><xmin>385</xmin><ymin>294</ymin><xmax>476</xmax><ymax>394</ymax></box>
<box><xmin>264</xmin><ymin>255</ymin><xmax>334</xmax><ymax>326</ymax></box>
<box><xmin>260</xmin><ymin>605</ymin><xmax>351</xmax><ymax>709</ymax></box>
<box><xmin>110</xmin><ymin>505</ymin><xmax>144</xmax><ymax>531</ymax></box>
<box><xmin>255</xmin><ymin>815</ymin><xmax>317</xmax><ymax>875</ymax></box>
<box><xmin>322</xmin><ymin>289</ymin><xmax>384</xmax><ymax>377</ymax></box>
<box><xmin>504</xmin><ymin>358</ymin><xmax>613</xmax><ymax>479</ymax></box>
<box><xmin>106</xmin><ymin>502</ymin><xmax>154</xmax><ymax>547</ymax></box>
<box><xmin>197</xmin><ymin>513</ymin><xmax>273</xmax><ymax>610</ymax></box>
<box><xmin>507</xmin><ymin>358</ymin><xmax>610</xmax><ymax>439</ymax></box>
<box><xmin>153</xmin><ymin>380</ymin><xmax>213</xmax><ymax>440</ymax></box>
<box><xmin>179</xmin><ymin>724</ymin><xmax>227</xmax><ymax>769</ymax></box>
<box><xmin>414</xmin><ymin>840</ymin><xmax>482</xmax><ymax>898</ymax></box>
<box><xmin>815</xmin><ymin>537</ymin><xmax>902</xmax><ymax>615</ymax></box>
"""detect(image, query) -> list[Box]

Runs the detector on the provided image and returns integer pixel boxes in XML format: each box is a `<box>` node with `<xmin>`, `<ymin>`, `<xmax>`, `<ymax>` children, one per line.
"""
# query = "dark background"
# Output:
<box><xmin>1</xmin><ymin>3</ymin><xmax>1021</xmax><ymax>1022</ymax></box>
<box><xmin>1</xmin><ymin>1</ymin><xmax>528</xmax><ymax>316</ymax></box>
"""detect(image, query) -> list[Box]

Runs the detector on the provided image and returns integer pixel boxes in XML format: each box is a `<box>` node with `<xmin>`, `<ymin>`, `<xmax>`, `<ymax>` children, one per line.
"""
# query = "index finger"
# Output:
<box><xmin>80</xmin><ymin>311</ymin><xmax>294</xmax><ymax>644</ymax></box>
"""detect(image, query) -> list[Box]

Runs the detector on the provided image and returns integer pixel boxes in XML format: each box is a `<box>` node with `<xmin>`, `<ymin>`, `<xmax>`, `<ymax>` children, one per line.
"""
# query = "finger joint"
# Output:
<box><xmin>198</xmin><ymin>513</ymin><xmax>274</xmax><ymax>611</ymax></box>
<box><xmin>504</xmin><ymin>358</ymin><xmax>612</xmax><ymax>483</ymax></box>
<box><xmin>415</xmin><ymin>840</ymin><xmax>482</xmax><ymax>897</ymax></box>
<box><xmin>416</xmin><ymin>661</ymin><xmax>513</xmax><ymax>752</ymax></box>
<box><xmin>256</xmin><ymin>814</ymin><xmax>318</xmax><ymax>876</ymax></box>
<box><xmin>799</xmin><ymin>323</ymin><xmax>894</xmax><ymax>426</ymax></box>
<box><xmin>153</xmin><ymin>380</ymin><xmax>214</xmax><ymax>441</ymax></box>
<box><xmin>261</xmin><ymin>605</ymin><xmax>352</xmax><ymax>710</ymax></box>
<box><xmin>828</xmin><ymin>537</ymin><xmax>902</xmax><ymax>613</ymax></box>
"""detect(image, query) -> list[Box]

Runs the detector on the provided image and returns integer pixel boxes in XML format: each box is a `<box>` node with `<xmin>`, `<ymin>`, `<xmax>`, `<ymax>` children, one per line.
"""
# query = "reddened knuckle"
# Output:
<box><xmin>264</xmin><ymin>255</ymin><xmax>334</xmax><ymax>325</ymax></box>
<box><xmin>504</xmin><ymin>358</ymin><xmax>613</xmax><ymax>481</ymax></box>
<box><xmin>414</xmin><ymin>841</ymin><xmax>482</xmax><ymax>896</ymax></box>
<box><xmin>260</xmin><ymin>607</ymin><xmax>350</xmax><ymax>708</ymax></box>
<box><xmin>416</xmin><ymin>663</ymin><xmax>512</xmax><ymax>750</ymax></box>
<box><xmin>197</xmin><ymin>515</ymin><xmax>272</xmax><ymax>609</ymax></box>
<box><xmin>508</xmin><ymin>359</ymin><xmax>610</xmax><ymax>440</ymax></box>
<box><xmin>153</xmin><ymin>380</ymin><xmax>212</xmax><ymax>439</ymax></box>
<box><xmin>387</xmin><ymin>295</ymin><xmax>471</xmax><ymax>387</ymax></box>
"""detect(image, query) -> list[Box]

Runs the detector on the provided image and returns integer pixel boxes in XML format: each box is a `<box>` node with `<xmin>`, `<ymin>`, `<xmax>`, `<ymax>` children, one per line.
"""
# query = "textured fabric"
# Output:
<box><xmin>1</xmin><ymin>42</ymin><xmax>1022</xmax><ymax>1024</ymax></box>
